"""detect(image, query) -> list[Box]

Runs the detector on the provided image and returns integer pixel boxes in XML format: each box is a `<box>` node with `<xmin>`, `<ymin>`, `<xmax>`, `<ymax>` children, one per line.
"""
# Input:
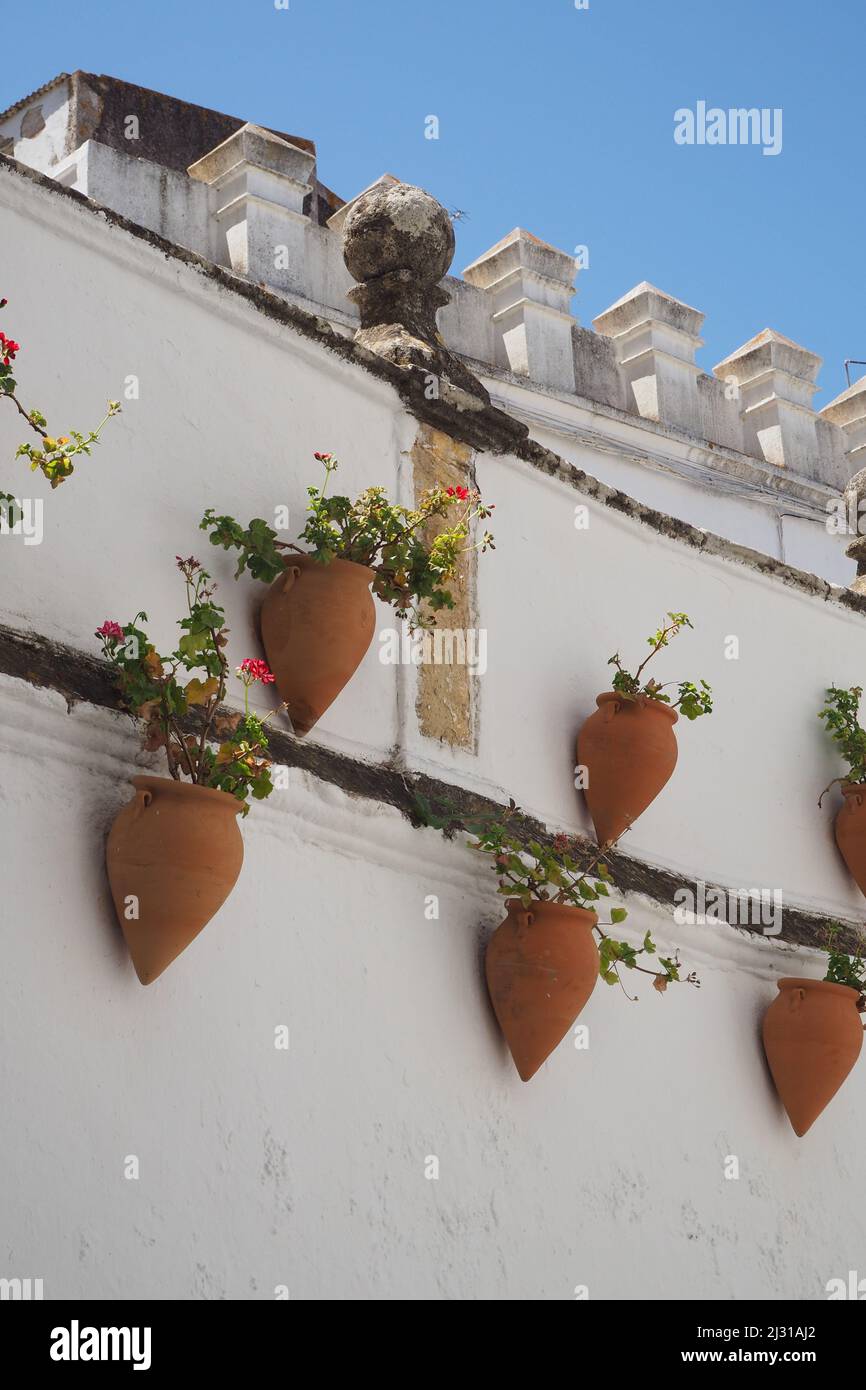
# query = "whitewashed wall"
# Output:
<box><xmin>485</xmin><ymin>376</ymin><xmax>852</xmax><ymax>587</ymax></box>
<box><xmin>2</xmin><ymin>161</ymin><xmax>865</xmax><ymax>1301</ymax></box>
<box><xmin>0</xmin><ymin>675</ymin><xmax>860</xmax><ymax>1302</ymax></box>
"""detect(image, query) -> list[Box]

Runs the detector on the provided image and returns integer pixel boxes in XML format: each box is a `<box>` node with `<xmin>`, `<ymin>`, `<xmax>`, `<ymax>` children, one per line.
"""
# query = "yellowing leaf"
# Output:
<box><xmin>143</xmin><ymin>647</ymin><xmax>164</xmax><ymax>678</ymax></box>
<box><xmin>214</xmin><ymin>711</ymin><xmax>242</xmax><ymax>737</ymax></box>
<box><xmin>185</xmin><ymin>677</ymin><xmax>218</xmax><ymax>706</ymax></box>
<box><xmin>179</xmin><ymin>631</ymin><xmax>209</xmax><ymax>658</ymax></box>
<box><xmin>216</xmin><ymin>741</ymin><xmax>235</xmax><ymax>765</ymax></box>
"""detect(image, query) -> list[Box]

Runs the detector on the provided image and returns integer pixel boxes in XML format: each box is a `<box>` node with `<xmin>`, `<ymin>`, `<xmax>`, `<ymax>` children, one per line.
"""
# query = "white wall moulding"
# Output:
<box><xmin>0</xmin><ymin>620</ymin><xmax>857</xmax><ymax>958</ymax></box>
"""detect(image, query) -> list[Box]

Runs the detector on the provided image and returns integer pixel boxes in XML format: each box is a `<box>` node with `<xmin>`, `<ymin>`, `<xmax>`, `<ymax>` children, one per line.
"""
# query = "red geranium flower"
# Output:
<box><xmin>236</xmin><ymin>658</ymin><xmax>276</xmax><ymax>685</ymax></box>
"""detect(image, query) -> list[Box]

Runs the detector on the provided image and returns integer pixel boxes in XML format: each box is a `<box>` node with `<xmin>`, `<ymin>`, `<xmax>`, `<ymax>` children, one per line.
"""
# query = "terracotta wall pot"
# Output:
<box><xmin>834</xmin><ymin>782</ymin><xmax>866</xmax><ymax>898</ymax></box>
<box><xmin>260</xmin><ymin>555</ymin><xmax>376</xmax><ymax>737</ymax></box>
<box><xmin>577</xmin><ymin>692</ymin><xmax>679</xmax><ymax>846</ymax></box>
<box><xmin>106</xmin><ymin>776</ymin><xmax>244</xmax><ymax>986</ymax></box>
<box><xmin>762</xmin><ymin>977</ymin><xmax>863</xmax><ymax>1136</ymax></box>
<box><xmin>484</xmin><ymin>900</ymin><xmax>599</xmax><ymax>1082</ymax></box>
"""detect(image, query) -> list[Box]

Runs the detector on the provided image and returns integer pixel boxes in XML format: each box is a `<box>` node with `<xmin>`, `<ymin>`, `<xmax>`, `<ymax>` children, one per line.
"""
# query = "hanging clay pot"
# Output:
<box><xmin>260</xmin><ymin>555</ymin><xmax>376</xmax><ymax>737</ymax></box>
<box><xmin>577</xmin><ymin>693</ymin><xmax>679</xmax><ymax>847</ymax></box>
<box><xmin>762</xmin><ymin>977</ymin><xmax>864</xmax><ymax>1136</ymax></box>
<box><xmin>485</xmin><ymin>899</ymin><xmax>599</xmax><ymax>1082</ymax></box>
<box><xmin>106</xmin><ymin>776</ymin><xmax>244</xmax><ymax>986</ymax></box>
<box><xmin>834</xmin><ymin>782</ymin><xmax>866</xmax><ymax>898</ymax></box>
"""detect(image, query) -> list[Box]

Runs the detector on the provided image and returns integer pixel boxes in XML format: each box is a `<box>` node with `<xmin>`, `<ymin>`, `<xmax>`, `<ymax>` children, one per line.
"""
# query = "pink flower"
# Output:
<box><xmin>236</xmin><ymin>658</ymin><xmax>276</xmax><ymax>685</ymax></box>
<box><xmin>96</xmin><ymin>620</ymin><xmax>124</xmax><ymax>641</ymax></box>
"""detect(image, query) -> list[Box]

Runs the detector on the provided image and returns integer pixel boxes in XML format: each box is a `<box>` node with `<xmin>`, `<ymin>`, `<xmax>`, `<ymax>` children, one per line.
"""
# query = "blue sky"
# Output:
<box><xmin>3</xmin><ymin>0</ymin><xmax>863</xmax><ymax>401</ymax></box>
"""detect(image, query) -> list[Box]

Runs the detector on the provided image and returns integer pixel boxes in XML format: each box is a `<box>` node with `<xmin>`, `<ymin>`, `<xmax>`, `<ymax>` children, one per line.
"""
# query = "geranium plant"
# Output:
<box><xmin>1</xmin><ymin>294</ymin><xmax>120</xmax><ymax>506</ymax></box>
<box><xmin>200</xmin><ymin>450</ymin><xmax>494</xmax><ymax>625</ymax></box>
<box><xmin>415</xmin><ymin>794</ymin><xmax>699</xmax><ymax>998</ymax></box>
<box><xmin>818</xmin><ymin>686</ymin><xmax>866</xmax><ymax>800</ymax></box>
<box><xmin>96</xmin><ymin>556</ymin><xmax>285</xmax><ymax>813</ymax></box>
<box><xmin>608</xmin><ymin>612</ymin><xmax>713</xmax><ymax>719</ymax></box>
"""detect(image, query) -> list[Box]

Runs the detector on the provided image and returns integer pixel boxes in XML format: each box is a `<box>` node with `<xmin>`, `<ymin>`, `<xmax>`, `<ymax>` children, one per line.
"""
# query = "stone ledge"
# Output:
<box><xmin>0</xmin><ymin>620</ymin><xmax>859</xmax><ymax>956</ymax></box>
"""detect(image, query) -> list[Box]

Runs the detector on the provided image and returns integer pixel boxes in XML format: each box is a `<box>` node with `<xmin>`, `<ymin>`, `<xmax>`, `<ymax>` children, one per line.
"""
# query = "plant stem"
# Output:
<box><xmin>632</xmin><ymin>618</ymin><xmax>682</xmax><ymax>687</ymax></box>
<box><xmin>6</xmin><ymin>390</ymin><xmax>46</xmax><ymax>437</ymax></box>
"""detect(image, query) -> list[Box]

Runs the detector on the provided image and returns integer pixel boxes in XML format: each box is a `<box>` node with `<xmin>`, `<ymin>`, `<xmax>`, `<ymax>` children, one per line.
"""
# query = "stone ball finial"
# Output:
<box><xmin>845</xmin><ymin>465</ymin><xmax>866</xmax><ymax>512</ymax></box>
<box><xmin>343</xmin><ymin>182</ymin><xmax>455</xmax><ymax>286</ymax></box>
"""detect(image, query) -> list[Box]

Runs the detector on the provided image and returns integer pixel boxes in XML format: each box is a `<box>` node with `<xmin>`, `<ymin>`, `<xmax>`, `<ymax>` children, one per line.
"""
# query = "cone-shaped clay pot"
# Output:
<box><xmin>260</xmin><ymin>555</ymin><xmax>376</xmax><ymax>737</ymax></box>
<box><xmin>106</xmin><ymin>776</ymin><xmax>244</xmax><ymax>985</ymax></box>
<box><xmin>485</xmin><ymin>900</ymin><xmax>599</xmax><ymax>1082</ymax></box>
<box><xmin>762</xmin><ymin>977</ymin><xmax>864</xmax><ymax>1136</ymax></box>
<box><xmin>577</xmin><ymin>692</ymin><xmax>678</xmax><ymax>846</ymax></box>
<box><xmin>834</xmin><ymin>783</ymin><xmax>866</xmax><ymax>899</ymax></box>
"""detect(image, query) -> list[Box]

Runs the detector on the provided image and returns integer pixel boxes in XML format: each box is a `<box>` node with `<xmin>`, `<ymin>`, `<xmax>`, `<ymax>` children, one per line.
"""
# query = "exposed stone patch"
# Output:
<box><xmin>19</xmin><ymin>106</ymin><xmax>45</xmax><ymax>140</ymax></box>
<box><xmin>409</xmin><ymin>425</ymin><xmax>477</xmax><ymax>750</ymax></box>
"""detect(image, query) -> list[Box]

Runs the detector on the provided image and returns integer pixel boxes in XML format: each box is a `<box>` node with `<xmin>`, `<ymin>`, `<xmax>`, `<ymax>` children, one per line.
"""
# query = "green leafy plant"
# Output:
<box><xmin>1</xmin><ymin>294</ymin><xmax>120</xmax><ymax>506</ymax></box>
<box><xmin>607</xmin><ymin>612</ymin><xmax>713</xmax><ymax>719</ymax></box>
<box><xmin>818</xmin><ymin>686</ymin><xmax>866</xmax><ymax>801</ymax></box>
<box><xmin>414</xmin><ymin>793</ymin><xmax>698</xmax><ymax>998</ymax></box>
<box><xmin>200</xmin><ymin>450</ymin><xmax>494</xmax><ymax>626</ymax></box>
<box><xmin>823</xmin><ymin>924</ymin><xmax>866</xmax><ymax>1008</ymax></box>
<box><xmin>96</xmin><ymin>556</ymin><xmax>286</xmax><ymax>814</ymax></box>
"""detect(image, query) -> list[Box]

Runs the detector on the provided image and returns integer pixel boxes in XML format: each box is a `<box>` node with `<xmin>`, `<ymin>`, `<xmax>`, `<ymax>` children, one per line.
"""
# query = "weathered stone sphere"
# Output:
<box><xmin>343</xmin><ymin>182</ymin><xmax>455</xmax><ymax>285</ymax></box>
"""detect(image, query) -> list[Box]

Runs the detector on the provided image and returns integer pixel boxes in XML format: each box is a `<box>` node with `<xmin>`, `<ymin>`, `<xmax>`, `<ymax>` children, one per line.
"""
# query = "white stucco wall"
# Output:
<box><xmin>1</xmin><ymin>674</ymin><xmax>859</xmax><ymax>1302</ymax></box>
<box><xmin>2</xmin><ymin>160</ymin><xmax>865</xmax><ymax>1301</ymax></box>
<box><xmin>484</xmin><ymin>376</ymin><xmax>852</xmax><ymax>587</ymax></box>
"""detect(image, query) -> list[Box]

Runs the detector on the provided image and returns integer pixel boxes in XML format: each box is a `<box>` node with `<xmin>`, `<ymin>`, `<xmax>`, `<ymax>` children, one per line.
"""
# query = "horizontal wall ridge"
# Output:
<box><xmin>0</xmin><ymin>622</ymin><xmax>859</xmax><ymax>959</ymax></box>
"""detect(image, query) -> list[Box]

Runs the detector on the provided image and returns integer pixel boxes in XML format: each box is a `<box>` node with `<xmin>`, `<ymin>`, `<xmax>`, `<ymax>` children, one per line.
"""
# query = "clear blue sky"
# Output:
<box><xmin>3</xmin><ymin>0</ymin><xmax>863</xmax><ymax>400</ymax></box>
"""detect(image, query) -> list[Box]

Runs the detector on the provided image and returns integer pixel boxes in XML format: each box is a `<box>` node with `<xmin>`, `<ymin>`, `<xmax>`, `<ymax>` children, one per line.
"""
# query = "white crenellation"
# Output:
<box><xmin>713</xmin><ymin>329</ymin><xmax>822</xmax><ymax>474</ymax></box>
<box><xmin>0</xmin><ymin>73</ymin><xmax>857</xmax><ymax>505</ymax></box>
<box><xmin>187</xmin><ymin>124</ymin><xmax>316</xmax><ymax>296</ymax></box>
<box><xmin>592</xmin><ymin>282</ymin><xmax>704</xmax><ymax>436</ymax></box>
<box><xmin>821</xmin><ymin>375</ymin><xmax>866</xmax><ymax>465</ymax></box>
<box><xmin>462</xmin><ymin>228</ymin><xmax>578</xmax><ymax>393</ymax></box>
